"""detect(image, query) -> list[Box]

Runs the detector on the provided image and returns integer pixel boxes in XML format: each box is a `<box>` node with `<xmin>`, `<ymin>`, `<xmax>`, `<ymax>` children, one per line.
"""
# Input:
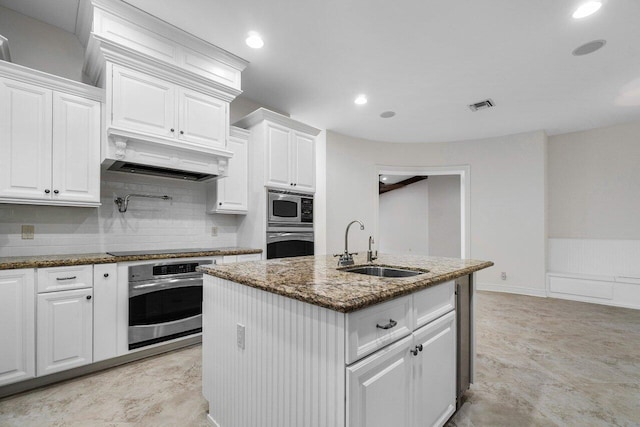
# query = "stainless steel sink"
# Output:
<box><xmin>341</xmin><ymin>265</ymin><xmax>426</xmax><ymax>278</ymax></box>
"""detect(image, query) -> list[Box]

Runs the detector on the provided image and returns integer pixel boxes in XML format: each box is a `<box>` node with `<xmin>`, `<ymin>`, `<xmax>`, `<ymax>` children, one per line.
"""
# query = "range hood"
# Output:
<box><xmin>106</xmin><ymin>161</ymin><xmax>216</xmax><ymax>182</ymax></box>
<box><xmin>102</xmin><ymin>129</ymin><xmax>233</xmax><ymax>183</ymax></box>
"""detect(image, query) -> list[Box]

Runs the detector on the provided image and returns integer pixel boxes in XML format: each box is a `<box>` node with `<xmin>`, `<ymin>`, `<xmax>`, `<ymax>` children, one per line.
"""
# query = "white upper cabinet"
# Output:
<box><xmin>84</xmin><ymin>1</ymin><xmax>249</xmax><ymax>179</ymax></box>
<box><xmin>235</xmin><ymin>108</ymin><xmax>321</xmax><ymax>193</ymax></box>
<box><xmin>207</xmin><ymin>127</ymin><xmax>249</xmax><ymax>214</ymax></box>
<box><xmin>0</xmin><ymin>65</ymin><xmax>102</xmax><ymax>207</ymax></box>
<box><xmin>292</xmin><ymin>131</ymin><xmax>316</xmax><ymax>192</ymax></box>
<box><xmin>0</xmin><ymin>78</ymin><xmax>52</xmax><ymax>201</ymax></box>
<box><xmin>110</xmin><ymin>65</ymin><xmax>228</xmax><ymax>150</ymax></box>
<box><xmin>111</xmin><ymin>65</ymin><xmax>175</xmax><ymax>137</ymax></box>
<box><xmin>178</xmin><ymin>87</ymin><xmax>227</xmax><ymax>148</ymax></box>
<box><xmin>52</xmin><ymin>92</ymin><xmax>101</xmax><ymax>204</ymax></box>
<box><xmin>265</xmin><ymin>122</ymin><xmax>293</xmax><ymax>188</ymax></box>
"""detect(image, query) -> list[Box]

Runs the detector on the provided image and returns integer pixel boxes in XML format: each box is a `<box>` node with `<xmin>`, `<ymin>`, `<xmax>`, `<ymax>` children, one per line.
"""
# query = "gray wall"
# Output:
<box><xmin>548</xmin><ymin>121</ymin><xmax>640</xmax><ymax>239</ymax></box>
<box><xmin>379</xmin><ymin>180</ymin><xmax>430</xmax><ymax>255</ymax></box>
<box><xmin>0</xmin><ymin>5</ymin><xmax>88</xmax><ymax>82</ymax></box>
<box><xmin>428</xmin><ymin>175</ymin><xmax>461</xmax><ymax>258</ymax></box>
<box><xmin>325</xmin><ymin>130</ymin><xmax>547</xmax><ymax>294</ymax></box>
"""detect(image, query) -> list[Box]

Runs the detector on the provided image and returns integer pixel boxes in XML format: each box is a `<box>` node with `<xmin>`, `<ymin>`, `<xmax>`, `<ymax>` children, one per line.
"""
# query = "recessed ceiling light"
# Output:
<box><xmin>380</xmin><ymin>111</ymin><xmax>396</xmax><ymax>118</ymax></box>
<box><xmin>572</xmin><ymin>39</ymin><xmax>606</xmax><ymax>56</ymax></box>
<box><xmin>245</xmin><ymin>31</ymin><xmax>264</xmax><ymax>49</ymax></box>
<box><xmin>354</xmin><ymin>94</ymin><xmax>367</xmax><ymax>105</ymax></box>
<box><xmin>572</xmin><ymin>1</ymin><xmax>602</xmax><ymax>19</ymax></box>
<box><xmin>381</xmin><ymin>176</ymin><xmax>388</xmax><ymax>181</ymax></box>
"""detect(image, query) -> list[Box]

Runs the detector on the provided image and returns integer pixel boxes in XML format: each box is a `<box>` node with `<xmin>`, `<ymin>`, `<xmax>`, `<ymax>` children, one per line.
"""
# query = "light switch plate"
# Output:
<box><xmin>211</xmin><ymin>226</ymin><xmax>218</xmax><ymax>237</ymax></box>
<box><xmin>21</xmin><ymin>225</ymin><xmax>34</xmax><ymax>240</ymax></box>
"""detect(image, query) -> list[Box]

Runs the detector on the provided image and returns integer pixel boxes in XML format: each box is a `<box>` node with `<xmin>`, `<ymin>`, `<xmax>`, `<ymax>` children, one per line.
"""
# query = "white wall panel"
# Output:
<box><xmin>548</xmin><ymin>238</ymin><xmax>640</xmax><ymax>278</ymax></box>
<box><xmin>203</xmin><ymin>277</ymin><xmax>346</xmax><ymax>427</ymax></box>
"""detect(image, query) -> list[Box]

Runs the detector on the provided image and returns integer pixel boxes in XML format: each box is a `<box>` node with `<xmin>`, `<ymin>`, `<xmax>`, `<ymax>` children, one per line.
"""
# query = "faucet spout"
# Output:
<box><xmin>344</xmin><ymin>220</ymin><xmax>365</xmax><ymax>257</ymax></box>
<box><xmin>336</xmin><ymin>220</ymin><xmax>365</xmax><ymax>266</ymax></box>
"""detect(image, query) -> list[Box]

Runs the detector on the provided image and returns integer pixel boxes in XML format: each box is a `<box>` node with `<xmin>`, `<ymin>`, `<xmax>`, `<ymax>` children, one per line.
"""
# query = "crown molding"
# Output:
<box><xmin>91</xmin><ymin>0</ymin><xmax>248</xmax><ymax>72</ymax></box>
<box><xmin>93</xmin><ymin>36</ymin><xmax>242</xmax><ymax>102</ymax></box>
<box><xmin>233</xmin><ymin>108</ymin><xmax>321</xmax><ymax>136</ymax></box>
<box><xmin>230</xmin><ymin>126</ymin><xmax>251</xmax><ymax>139</ymax></box>
<box><xmin>0</xmin><ymin>60</ymin><xmax>104</xmax><ymax>101</ymax></box>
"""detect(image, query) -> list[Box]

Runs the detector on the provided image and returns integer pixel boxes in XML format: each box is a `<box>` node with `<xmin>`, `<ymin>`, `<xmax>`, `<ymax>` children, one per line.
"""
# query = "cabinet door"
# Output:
<box><xmin>265</xmin><ymin>122</ymin><xmax>292</xmax><ymax>189</ymax></box>
<box><xmin>216</xmin><ymin>133</ymin><xmax>248</xmax><ymax>212</ymax></box>
<box><xmin>0</xmin><ymin>78</ymin><xmax>52</xmax><ymax>201</ymax></box>
<box><xmin>347</xmin><ymin>335</ymin><xmax>413</xmax><ymax>427</ymax></box>
<box><xmin>93</xmin><ymin>264</ymin><xmax>118</xmax><ymax>362</ymax></box>
<box><xmin>292</xmin><ymin>131</ymin><xmax>315</xmax><ymax>192</ymax></box>
<box><xmin>178</xmin><ymin>88</ymin><xmax>227</xmax><ymax>148</ymax></box>
<box><xmin>111</xmin><ymin>65</ymin><xmax>175</xmax><ymax>137</ymax></box>
<box><xmin>52</xmin><ymin>92</ymin><xmax>101</xmax><ymax>203</ymax></box>
<box><xmin>0</xmin><ymin>269</ymin><xmax>35</xmax><ymax>386</ymax></box>
<box><xmin>37</xmin><ymin>288</ymin><xmax>93</xmax><ymax>376</ymax></box>
<box><xmin>413</xmin><ymin>311</ymin><xmax>456</xmax><ymax>427</ymax></box>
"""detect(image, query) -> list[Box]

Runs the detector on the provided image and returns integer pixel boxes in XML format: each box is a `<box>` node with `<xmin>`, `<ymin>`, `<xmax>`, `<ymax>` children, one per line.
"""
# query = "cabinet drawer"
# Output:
<box><xmin>413</xmin><ymin>280</ymin><xmax>455</xmax><ymax>330</ymax></box>
<box><xmin>37</xmin><ymin>265</ymin><xmax>93</xmax><ymax>293</ymax></box>
<box><xmin>346</xmin><ymin>295</ymin><xmax>412</xmax><ymax>365</ymax></box>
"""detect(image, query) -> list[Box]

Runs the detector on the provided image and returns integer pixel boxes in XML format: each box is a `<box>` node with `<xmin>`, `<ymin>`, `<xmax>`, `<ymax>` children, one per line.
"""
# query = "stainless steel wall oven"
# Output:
<box><xmin>266</xmin><ymin>189</ymin><xmax>314</xmax><ymax>259</ymax></box>
<box><xmin>128</xmin><ymin>259</ymin><xmax>212</xmax><ymax>350</ymax></box>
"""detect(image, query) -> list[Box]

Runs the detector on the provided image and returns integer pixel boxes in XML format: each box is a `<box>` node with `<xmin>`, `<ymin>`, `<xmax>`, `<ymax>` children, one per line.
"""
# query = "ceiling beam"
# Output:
<box><xmin>379</xmin><ymin>176</ymin><xmax>428</xmax><ymax>194</ymax></box>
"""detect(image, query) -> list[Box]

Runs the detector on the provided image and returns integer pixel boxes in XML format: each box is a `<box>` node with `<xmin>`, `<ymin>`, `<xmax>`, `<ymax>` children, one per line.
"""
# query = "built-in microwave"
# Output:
<box><xmin>267</xmin><ymin>189</ymin><xmax>313</xmax><ymax>228</ymax></box>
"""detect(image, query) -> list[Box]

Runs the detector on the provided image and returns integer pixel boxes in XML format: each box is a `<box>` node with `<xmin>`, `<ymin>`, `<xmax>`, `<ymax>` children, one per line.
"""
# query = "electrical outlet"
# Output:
<box><xmin>21</xmin><ymin>225</ymin><xmax>34</xmax><ymax>240</ymax></box>
<box><xmin>501</xmin><ymin>272</ymin><xmax>507</xmax><ymax>280</ymax></box>
<box><xmin>211</xmin><ymin>226</ymin><xmax>218</xmax><ymax>237</ymax></box>
<box><xmin>237</xmin><ymin>323</ymin><xmax>245</xmax><ymax>349</ymax></box>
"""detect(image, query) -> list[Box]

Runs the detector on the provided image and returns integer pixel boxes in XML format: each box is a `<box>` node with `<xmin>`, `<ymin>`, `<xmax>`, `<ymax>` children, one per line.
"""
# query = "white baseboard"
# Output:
<box><xmin>476</xmin><ymin>282</ymin><xmax>547</xmax><ymax>298</ymax></box>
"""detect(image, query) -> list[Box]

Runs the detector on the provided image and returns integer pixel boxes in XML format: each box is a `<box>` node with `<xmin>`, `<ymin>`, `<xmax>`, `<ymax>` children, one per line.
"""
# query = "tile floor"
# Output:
<box><xmin>0</xmin><ymin>291</ymin><xmax>639</xmax><ymax>426</ymax></box>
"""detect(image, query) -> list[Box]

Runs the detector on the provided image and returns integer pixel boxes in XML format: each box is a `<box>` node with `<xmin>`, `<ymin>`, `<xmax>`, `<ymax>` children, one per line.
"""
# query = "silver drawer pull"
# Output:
<box><xmin>56</xmin><ymin>276</ymin><xmax>77</xmax><ymax>281</ymax></box>
<box><xmin>376</xmin><ymin>319</ymin><xmax>397</xmax><ymax>330</ymax></box>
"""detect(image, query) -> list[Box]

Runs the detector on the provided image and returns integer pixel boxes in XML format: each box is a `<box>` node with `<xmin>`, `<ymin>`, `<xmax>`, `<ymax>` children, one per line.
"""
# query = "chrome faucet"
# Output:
<box><xmin>335</xmin><ymin>220</ymin><xmax>365</xmax><ymax>266</ymax></box>
<box><xmin>367</xmin><ymin>236</ymin><xmax>378</xmax><ymax>263</ymax></box>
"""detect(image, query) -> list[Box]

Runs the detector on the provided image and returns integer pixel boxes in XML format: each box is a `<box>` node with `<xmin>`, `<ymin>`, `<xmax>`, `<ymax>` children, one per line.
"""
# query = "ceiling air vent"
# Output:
<box><xmin>468</xmin><ymin>99</ymin><xmax>495</xmax><ymax>112</ymax></box>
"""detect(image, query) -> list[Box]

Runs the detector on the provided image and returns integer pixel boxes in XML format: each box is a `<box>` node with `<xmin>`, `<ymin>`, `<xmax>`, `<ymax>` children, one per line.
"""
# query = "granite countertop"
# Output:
<box><xmin>199</xmin><ymin>254</ymin><xmax>493</xmax><ymax>313</ymax></box>
<box><xmin>0</xmin><ymin>247</ymin><xmax>262</xmax><ymax>270</ymax></box>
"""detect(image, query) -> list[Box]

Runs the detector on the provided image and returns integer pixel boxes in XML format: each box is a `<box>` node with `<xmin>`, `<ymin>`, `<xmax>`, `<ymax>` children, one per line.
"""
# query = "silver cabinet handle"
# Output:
<box><xmin>56</xmin><ymin>276</ymin><xmax>77</xmax><ymax>281</ymax></box>
<box><xmin>376</xmin><ymin>319</ymin><xmax>397</xmax><ymax>330</ymax></box>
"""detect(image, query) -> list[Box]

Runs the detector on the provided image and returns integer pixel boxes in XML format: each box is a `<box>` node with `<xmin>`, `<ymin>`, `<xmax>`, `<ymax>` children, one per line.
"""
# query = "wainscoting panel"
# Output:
<box><xmin>203</xmin><ymin>276</ymin><xmax>346</xmax><ymax>427</ymax></box>
<box><xmin>547</xmin><ymin>239</ymin><xmax>640</xmax><ymax>309</ymax></box>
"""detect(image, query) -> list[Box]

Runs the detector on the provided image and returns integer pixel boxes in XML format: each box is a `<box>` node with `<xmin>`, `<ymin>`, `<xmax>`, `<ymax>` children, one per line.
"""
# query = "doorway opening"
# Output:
<box><xmin>374</xmin><ymin>165</ymin><xmax>470</xmax><ymax>259</ymax></box>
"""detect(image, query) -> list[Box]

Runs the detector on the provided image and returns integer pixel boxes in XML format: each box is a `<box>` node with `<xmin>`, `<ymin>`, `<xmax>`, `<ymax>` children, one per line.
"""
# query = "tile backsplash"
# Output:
<box><xmin>0</xmin><ymin>172</ymin><xmax>239</xmax><ymax>257</ymax></box>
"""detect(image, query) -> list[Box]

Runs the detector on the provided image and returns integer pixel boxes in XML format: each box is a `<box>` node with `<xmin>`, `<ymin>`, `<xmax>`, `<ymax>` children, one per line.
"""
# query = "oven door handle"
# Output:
<box><xmin>129</xmin><ymin>277</ymin><xmax>203</xmax><ymax>298</ymax></box>
<box><xmin>267</xmin><ymin>232</ymin><xmax>314</xmax><ymax>244</ymax></box>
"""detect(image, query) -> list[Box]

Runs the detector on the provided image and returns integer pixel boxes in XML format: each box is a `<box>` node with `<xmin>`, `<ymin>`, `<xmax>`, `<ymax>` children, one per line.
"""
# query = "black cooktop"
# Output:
<box><xmin>106</xmin><ymin>248</ymin><xmax>220</xmax><ymax>257</ymax></box>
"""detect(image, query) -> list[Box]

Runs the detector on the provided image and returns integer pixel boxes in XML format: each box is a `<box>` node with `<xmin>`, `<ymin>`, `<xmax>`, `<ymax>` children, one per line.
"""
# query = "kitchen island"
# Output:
<box><xmin>200</xmin><ymin>254</ymin><xmax>493</xmax><ymax>427</ymax></box>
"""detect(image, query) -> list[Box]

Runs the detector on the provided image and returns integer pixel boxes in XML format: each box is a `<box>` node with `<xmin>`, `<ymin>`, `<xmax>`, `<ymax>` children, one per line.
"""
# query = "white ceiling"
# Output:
<box><xmin>4</xmin><ymin>0</ymin><xmax>640</xmax><ymax>143</ymax></box>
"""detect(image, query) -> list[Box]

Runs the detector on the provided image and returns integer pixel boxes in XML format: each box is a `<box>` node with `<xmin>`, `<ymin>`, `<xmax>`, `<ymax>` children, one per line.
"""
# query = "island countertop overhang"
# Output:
<box><xmin>199</xmin><ymin>254</ymin><xmax>493</xmax><ymax>313</ymax></box>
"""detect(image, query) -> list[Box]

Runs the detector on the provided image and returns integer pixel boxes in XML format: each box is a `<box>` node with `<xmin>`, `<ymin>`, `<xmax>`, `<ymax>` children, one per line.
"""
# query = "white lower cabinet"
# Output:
<box><xmin>347</xmin><ymin>335</ymin><xmax>413</xmax><ymax>427</ymax></box>
<box><xmin>348</xmin><ymin>311</ymin><xmax>456</xmax><ymax>427</ymax></box>
<box><xmin>413</xmin><ymin>311</ymin><xmax>457</xmax><ymax>427</ymax></box>
<box><xmin>0</xmin><ymin>269</ymin><xmax>36</xmax><ymax>386</ymax></box>
<box><xmin>37</xmin><ymin>287</ymin><xmax>93</xmax><ymax>376</ymax></box>
<box><xmin>93</xmin><ymin>264</ymin><xmax>118</xmax><ymax>362</ymax></box>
